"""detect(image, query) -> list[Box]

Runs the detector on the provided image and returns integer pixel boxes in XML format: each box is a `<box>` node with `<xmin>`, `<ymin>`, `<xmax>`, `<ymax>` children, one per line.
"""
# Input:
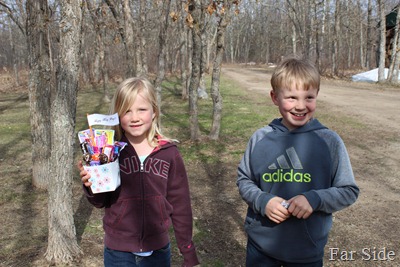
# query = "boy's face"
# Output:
<box><xmin>270</xmin><ymin>86</ymin><xmax>318</xmax><ymax>131</ymax></box>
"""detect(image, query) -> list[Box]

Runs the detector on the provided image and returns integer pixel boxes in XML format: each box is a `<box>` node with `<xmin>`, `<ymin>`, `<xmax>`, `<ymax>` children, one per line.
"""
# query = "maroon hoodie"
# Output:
<box><xmin>84</xmin><ymin>135</ymin><xmax>199</xmax><ymax>266</ymax></box>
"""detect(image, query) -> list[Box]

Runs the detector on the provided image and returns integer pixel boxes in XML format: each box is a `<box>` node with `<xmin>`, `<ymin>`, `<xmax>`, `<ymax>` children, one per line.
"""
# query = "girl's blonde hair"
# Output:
<box><xmin>110</xmin><ymin>77</ymin><xmax>171</xmax><ymax>147</ymax></box>
<box><xmin>271</xmin><ymin>56</ymin><xmax>320</xmax><ymax>93</ymax></box>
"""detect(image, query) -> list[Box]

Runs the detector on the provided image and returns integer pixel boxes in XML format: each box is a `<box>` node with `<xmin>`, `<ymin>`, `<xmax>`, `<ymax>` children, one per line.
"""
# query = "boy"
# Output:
<box><xmin>237</xmin><ymin>57</ymin><xmax>359</xmax><ymax>267</ymax></box>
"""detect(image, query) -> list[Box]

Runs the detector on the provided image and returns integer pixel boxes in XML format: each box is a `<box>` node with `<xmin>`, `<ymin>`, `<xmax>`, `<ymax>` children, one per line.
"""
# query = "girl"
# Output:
<box><xmin>78</xmin><ymin>77</ymin><xmax>199</xmax><ymax>267</ymax></box>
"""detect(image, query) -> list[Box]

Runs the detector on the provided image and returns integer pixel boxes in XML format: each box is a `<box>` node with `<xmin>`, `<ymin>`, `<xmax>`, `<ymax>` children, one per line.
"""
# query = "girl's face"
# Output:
<box><xmin>270</xmin><ymin>86</ymin><xmax>318</xmax><ymax>131</ymax></box>
<box><xmin>120</xmin><ymin>92</ymin><xmax>155</xmax><ymax>144</ymax></box>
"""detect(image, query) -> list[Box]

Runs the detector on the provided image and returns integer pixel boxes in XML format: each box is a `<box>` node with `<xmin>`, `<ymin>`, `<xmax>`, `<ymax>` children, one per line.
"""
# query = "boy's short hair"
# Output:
<box><xmin>271</xmin><ymin>56</ymin><xmax>320</xmax><ymax>93</ymax></box>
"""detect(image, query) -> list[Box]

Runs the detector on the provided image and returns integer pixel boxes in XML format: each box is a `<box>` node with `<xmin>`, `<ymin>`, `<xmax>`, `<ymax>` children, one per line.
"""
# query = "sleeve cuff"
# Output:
<box><xmin>181</xmin><ymin>242</ymin><xmax>200</xmax><ymax>267</ymax></box>
<box><xmin>302</xmin><ymin>190</ymin><xmax>321</xmax><ymax>211</ymax></box>
<box><xmin>257</xmin><ymin>193</ymin><xmax>274</xmax><ymax>217</ymax></box>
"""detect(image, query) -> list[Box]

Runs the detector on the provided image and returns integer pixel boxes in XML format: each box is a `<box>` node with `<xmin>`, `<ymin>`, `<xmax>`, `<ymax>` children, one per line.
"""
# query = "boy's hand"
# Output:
<box><xmin>265</xmin><ymin>197</ymin><xmax>290</xmax><ymax>224</ymax></box>
<box><xmin>288</xmin><ymin>195</ymin><xmax>313</xmax><ymax>219</ymax></box>
<box><xmin>77</xmin><ymin>160</ymin><xmax>92</xmax><ymax>187</ymax></box>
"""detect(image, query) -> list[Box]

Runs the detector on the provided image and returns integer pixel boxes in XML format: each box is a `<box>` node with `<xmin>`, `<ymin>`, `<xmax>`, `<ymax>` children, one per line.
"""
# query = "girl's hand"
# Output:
<box><xmin>77</xmin><ymin>160</ymin><xmax>92</xmax><ymax>187</ymax></box>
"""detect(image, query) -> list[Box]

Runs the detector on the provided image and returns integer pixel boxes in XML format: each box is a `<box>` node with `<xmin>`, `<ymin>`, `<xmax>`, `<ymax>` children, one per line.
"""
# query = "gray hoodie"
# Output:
<box><xmin>237</xmin><ymin>118</ymin><xmax>359</xmax><ymax>263</ymax></box>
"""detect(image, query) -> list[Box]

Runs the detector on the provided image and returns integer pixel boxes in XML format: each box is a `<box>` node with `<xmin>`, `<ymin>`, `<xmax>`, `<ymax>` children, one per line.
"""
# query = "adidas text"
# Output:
<box><xmin>262</xmin><ymin>169</ymin><xmax>311</xmax><ymax>183</ymax></box>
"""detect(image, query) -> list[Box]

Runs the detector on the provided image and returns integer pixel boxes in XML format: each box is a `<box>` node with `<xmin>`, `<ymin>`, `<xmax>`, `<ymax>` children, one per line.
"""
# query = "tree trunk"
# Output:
<box><xmin>100</xmin><ymin>35</ymin><xmax>110</xmax><ymax>103</ymax></box>
<box><xmin>358</xmin><ymin>0</ymin><xmax>364</xmax><ymax>69</ymax></box>
<box><xmin>8</xmin><ymin>17</ymin><xmax>20</xmax><ymax>86</ymax></box>
<box><xmin>187</xmin><ymin>28</ymin><xmax>193</xmax><ymax>93</ymax></box>
<box><xmin>209</xmin><ymin>3</ymin><xmax>229</xmax><ymax>140</ymax></box>
<box><xmin>332</xmin><ymin>0</ymin><xmax>340</xmax><ymax>76</ymax></box>
<box><xmin>391</xmin><ymin>33</ymin><xmax>400</xmax><ymax>83</ymax></box>
<box><xmin>45</xmin><ymin>0</ymin><xmax>83</xmax><ymax>263</ymax></box>
<box><xmin>304</xmin><ymin>0</ymin><xmax>312</xmax><ymax>58</ymax></box>
<box><xmin>26</xmin><ymin>0</ymin><xmax>52</xmax><ymax>190</ymax></box>
<box><xmin>314</xmin><ymin>0</ymin><xmax>320</xmax><ymax>69</ymax></box>
<box><xmin>86</xmin><ymin>0</ymin><xmax>101</xmax><ymax>84</ymax></box>
<box><xmin>366</xmin><ymin>0</ymin><xmax>373</xmax><ymax>69</ymax></box>
<box><xmin>378</xmin><ymin>0</ymin><xmax>386</xmax><ymax>82</ymax></box>
<box><xmin>188</xmin><ymin>0</ymin><xmax>203</xmax><ymax>140</ymax></box>
<box><xmin>104</xmin><ymin>0</ymin><xmax>136</xmax><ymax>77</ymax></box>
<box><xmin>139</xmin><ymin>0</ymin><xmax>148</xmax><ymax>76</ymax></box>
<box><xmin>292</xmin><ymin>22</ymin><xmax>297</xmax><ymax>55</ymax></box>
<box><xmin>179</xmin><ymin>0</ymin><xmax>188</xmax><ymax>99</ymax></box>
<box><xmin>154</xmin><ymin>0</ymin><xmax>172</xmax><ymax>121</ymax></box>
<box><xmin>325</xmin><ymin>0</ymin><xmax>332</xmax><ymax>70</ymax></box>
<box><xmin>207</xmin><ymin>27</ymin><xmax>217</xmax><ymax>72</ymax></box>
<box><xmin>388</xmin><ymin>5</ymin><xmax>400</xmax><ymax>81</ymax></box>
<box><xmin>199</xmin><ymin>19</ymin><xmax>208</xmax><ymax>97</ymax></box>
<box><xmin>122</xmin><ymin>0</ymin><xmax>136</xmax><ymax>77</ymax></box>
<box><xmin>86</xmin><ymin>0</ymin><xmax>110</xmax><ymax>102</ymax></box>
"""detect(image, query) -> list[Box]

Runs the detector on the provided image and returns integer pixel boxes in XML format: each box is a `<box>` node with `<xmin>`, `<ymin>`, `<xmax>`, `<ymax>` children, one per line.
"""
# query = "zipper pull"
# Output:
<box><xmin>140</xmin><ymin>162</ymin><xmax>144</xmax><ymax>172</ymax></box>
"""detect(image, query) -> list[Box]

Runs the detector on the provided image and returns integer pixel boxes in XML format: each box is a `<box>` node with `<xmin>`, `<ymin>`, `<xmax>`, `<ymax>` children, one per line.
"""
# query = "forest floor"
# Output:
<box><xmin>1</xmin><ymin>65</ymin><xmax>400</xmax><ymax>267</ymax></box>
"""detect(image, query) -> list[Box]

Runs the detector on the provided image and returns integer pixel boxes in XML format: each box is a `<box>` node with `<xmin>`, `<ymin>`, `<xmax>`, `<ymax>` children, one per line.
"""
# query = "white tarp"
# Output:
<box><xmin>351</xmin><ymin>68</ymin><xmax>397</xmax><ymax>83</ymax></box>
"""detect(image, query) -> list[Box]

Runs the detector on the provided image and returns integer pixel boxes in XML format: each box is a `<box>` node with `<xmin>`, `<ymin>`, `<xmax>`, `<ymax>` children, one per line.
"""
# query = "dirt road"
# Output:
<box><xmin>223</xmin><ymin>66</ymin><xmax>400</xmax><ymax>132</ymax></box>
<box><xmin>222</xmin><ymin>66</ymin><xmax>400</xmax><ymax>266</ymax></box>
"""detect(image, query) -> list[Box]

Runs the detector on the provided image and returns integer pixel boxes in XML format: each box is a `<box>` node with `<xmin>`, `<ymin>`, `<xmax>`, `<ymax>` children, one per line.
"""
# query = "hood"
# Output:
<box><xmin>269</xmin><ymin>118</ymin><xmax>327</xmax><ymax>134</ymax></box>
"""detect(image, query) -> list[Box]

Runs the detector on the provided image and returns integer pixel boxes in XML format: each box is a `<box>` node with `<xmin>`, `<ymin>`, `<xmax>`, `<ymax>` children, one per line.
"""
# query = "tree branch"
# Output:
<box><xmin>0</xmin><ymin>1</ymin><xmax>25</xmax><ymax>35</ymax></box>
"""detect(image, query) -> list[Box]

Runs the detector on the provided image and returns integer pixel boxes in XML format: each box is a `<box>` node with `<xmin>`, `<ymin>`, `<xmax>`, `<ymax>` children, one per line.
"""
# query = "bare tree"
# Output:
<box><xmin>358</xmin><ymin>0</ymin><xmax>365</xmax><ymax>68</ymax></box>
<box><xmin>378</xmin><ymin>0</ymin><xmax>386</xmax><ymax>82</ymax></box>
<box><xmin>332</xmin><ymin>0</ymin><xmax>341</xmax><ymax>76</ymax></box>
<box><xmin>45</xmin><ymin>0</ymin><xmax>83</xmax><ymax>263</ymax></box>
<box><xmin>7</xmin><ymin>17</ymin><xmax>19</xmax><ymax>85</ymax></box>
<box><xmin>86</xmin><ymin>0</ymin><xmax>110</xmax><ymax>102</ymax></box>
<box><xmin>365</xmin><ymin>0</ymin><xmax>373</xmax><ymax>69</ymax></box>
<box><xmin>187</xmin><ymin>0</ymin><xmax>204</xmax><ymax>140</ymax></box>
<box><xmin>138</xmin><ymin>0</ymin><xmax>148</xmax><ymax>76</ymax></box>
<box><xmin>390</xmin><ymin>30</ymin><xmax>400</xmax><ymax>83</ymax></box>
<box><xmin>198</xmin><ymin>13</ymin><xmax>210</xmax><ymax>98</ymax></box>
<box><xmin>321</xmin><ymin>0</ymin><xmax>330</xmax><ymax>69</ymax></box>
<box><xmin>122</xmin><ymin>0</ymin><xmax>136</xmax><ymax>77</ymax></box>
<box><xmin>26</xmin><ymin>0</ymin><xmax>52</xmax><ymax>190</ymax></box>
<box><xmin>388</xmin><ymin>5</ymin><xmax>400</xmax><ymax>82</ymax></box>
<box><xmin>104</xmin><ymin>0</ymin><xmax>136</xmax><ymax>77</ymax></box>
<box><xmin>154</xmin><ymin>0</ymin><xmax>172</xmax><ymax>114</ymax></box>
<box><xmin>387</xmin><ymin>6</ymin><xmax>400</xmax><ymax>81</ymax></box>
<box><xmin>209</xmin><ymin>0</ymin><xmax>236</xmax><ymax>140</ymax></box>
<box><xmin>0</xmin><ymin>1</ymin><xmax>25</xmax><ymax>34</ymax></box>
<box><xmin>178</xmin><ymin>0</ymin><xmax>189</xmax><ymax>99</ymax></box>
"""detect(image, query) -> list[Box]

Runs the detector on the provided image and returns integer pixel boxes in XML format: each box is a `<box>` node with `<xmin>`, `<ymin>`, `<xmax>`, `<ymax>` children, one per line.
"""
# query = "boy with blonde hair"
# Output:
<box><xmin>237</xmin><ymin>57</ymin><xmax>359</xmax><ymax>266</ymax></box>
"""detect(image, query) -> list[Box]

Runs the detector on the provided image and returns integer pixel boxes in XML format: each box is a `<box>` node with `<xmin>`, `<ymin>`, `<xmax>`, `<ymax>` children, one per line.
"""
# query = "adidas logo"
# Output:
<box><xmin>262</xmin><ymin>147</ymin><xmax>311</xmax><ymax>183</ymax></box>
<box><xmin>268</xmin><ymin>147</ymin><xmax>303</xmax><ymax>170</ymax></box>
